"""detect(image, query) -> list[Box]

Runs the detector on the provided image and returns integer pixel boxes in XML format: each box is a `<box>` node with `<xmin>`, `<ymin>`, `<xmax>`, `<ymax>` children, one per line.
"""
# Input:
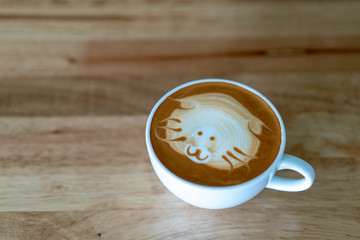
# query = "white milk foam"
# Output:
<box><xmin>160</xmin><ymin>93</ymin><xmax>265</xmax><ymax>171</ymax></box>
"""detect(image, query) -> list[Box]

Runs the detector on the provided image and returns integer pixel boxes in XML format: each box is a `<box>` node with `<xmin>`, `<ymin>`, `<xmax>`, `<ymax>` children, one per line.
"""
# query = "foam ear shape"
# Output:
<box><xmin>248</xmin><ymin>120</ymin><xmax>264</xmax><ymax>135</ymax></box>
<box><xmin>178</xmin><ymin>98</ymin><xmax>196</xmax><ymax>109</ymax></box>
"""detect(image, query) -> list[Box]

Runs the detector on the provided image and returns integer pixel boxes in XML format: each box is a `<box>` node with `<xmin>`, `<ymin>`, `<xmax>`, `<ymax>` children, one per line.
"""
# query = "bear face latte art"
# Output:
<box><xmin>150</xmin><ymin>82</ymin><xmax>281</xmax><ymax>186</ymax></box>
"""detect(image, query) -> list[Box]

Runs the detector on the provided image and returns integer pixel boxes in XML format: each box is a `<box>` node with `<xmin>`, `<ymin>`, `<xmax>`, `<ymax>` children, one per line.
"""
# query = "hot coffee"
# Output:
<box><xmin>150</xmin><ymin>81</ymin><xmax>281</xmax><ymax>186</ymax></box>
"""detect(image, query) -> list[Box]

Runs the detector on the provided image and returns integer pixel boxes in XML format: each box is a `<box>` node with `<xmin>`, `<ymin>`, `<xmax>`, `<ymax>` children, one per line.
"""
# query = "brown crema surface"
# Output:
<box><xmin>150</xmin><ymin>82</ymin><xmax>281</xmax><ymax>186</ymax></box>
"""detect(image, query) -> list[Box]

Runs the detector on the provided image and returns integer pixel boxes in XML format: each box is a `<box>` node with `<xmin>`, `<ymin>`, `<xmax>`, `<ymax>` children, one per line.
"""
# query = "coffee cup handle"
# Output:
<box><xmin>266</xmin><ymin>154</ymin><xmax>315</xmax><ymax>192</ymax></box>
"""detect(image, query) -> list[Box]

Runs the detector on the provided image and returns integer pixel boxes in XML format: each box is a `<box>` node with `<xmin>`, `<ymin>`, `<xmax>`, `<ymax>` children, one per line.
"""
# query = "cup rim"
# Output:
<box><xmin>145</xmin><ymin>78</ymin><xmax>286</xmax><ymax>190</ymax></box>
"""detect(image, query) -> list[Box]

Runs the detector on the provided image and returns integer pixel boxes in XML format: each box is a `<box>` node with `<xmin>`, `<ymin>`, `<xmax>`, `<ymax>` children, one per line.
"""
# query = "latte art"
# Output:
<box><xmin>155</xmin><ymin>93</ymin><xmax>265</xmax><ymax>172</ymax></box>
<box><xmin>150</xmin><ymin>81</ymin><xmax>282</xmax><ymax>186</ymax></box>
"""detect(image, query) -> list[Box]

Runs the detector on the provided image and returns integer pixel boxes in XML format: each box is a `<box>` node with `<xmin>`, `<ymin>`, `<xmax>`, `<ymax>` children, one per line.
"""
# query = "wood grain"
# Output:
<box><xmin>1</xmin><ymin>0</ymin><xmax>360</xmax><ymax>41</ymax></box>
<box><xmin>0</xmin><ymin>73</ymin><xmax>359</xmax><ymax>116</ymax></box>
<box><xmin>0</xmin><ymin>115</ymin><xmax>359</xmax><ymax>239</ymax></box>
<box><xmin>1</xmin><ymin>40</ymin><xmax>360</xmax><ymax>77</ymax></box>
<box><xmin>0</xmin><ymin>0</ymin><xmax>360</xmax><ymax>239</ymax></box>
<box><xmin>1</xmin><ymin>1</ymin><xmax>360</xmax><ymax>77</ymax></box>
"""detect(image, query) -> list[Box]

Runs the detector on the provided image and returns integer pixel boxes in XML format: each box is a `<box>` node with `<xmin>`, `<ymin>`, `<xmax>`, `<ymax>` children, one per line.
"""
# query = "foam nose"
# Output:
<box><xmin>185</xmin><ymin>144</ymin><xmax>211</xmax><ymax>163</ymax></box>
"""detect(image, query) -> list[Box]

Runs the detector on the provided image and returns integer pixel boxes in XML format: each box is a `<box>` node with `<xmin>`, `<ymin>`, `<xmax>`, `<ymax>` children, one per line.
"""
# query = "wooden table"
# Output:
<box><xmin>0</xmin><ymin>1</ymin><xmax>359</xmax><ymax>239</ymax></box>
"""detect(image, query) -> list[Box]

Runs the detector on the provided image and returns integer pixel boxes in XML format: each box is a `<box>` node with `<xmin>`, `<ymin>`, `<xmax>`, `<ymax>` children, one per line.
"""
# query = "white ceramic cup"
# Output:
<box><xmin>145</xmin><ymin>79</ymin><xmax>315</xmax><ymax>209</ymax></box>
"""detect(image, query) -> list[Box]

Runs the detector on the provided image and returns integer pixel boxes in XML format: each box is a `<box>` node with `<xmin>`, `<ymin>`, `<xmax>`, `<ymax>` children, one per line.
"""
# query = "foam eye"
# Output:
<box><xmin>198</xmin><ymin>131</ymin><xmax>203</xmax><ymax>136</ymax></box>
<box><xmin>210</xmin><ymin>136</ymin><xmax>215</xmax><ymax>141</ymax></box>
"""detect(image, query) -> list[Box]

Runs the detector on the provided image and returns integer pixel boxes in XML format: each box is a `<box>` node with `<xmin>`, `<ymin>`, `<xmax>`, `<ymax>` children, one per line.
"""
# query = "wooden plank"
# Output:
<box><xmin>0</xmin><ymin>39</ymin><xmax>360</xmax><ymax>77</ymax></box>
<box><xmin>0</xmin><ymin>114</ymin><xmax>358</xmax><ymax>211</ymax></box>
<box><xmin>0</xmin><ymin>199</ymin><xmax>358</xmax><ymax>240</ymax></box>
<box><xmin>1</xmin><ymin>51</ymin><xmax>360</xmax><ymax>77</ymax></box>
<box><xmin>0</xmin><ymin>1</ymin><xmax>359</xmax><ymax>41</ymax></box>
<box><xmin>0</xmin><ymin>202</ymin><xmax>358</xmax><ymax>240</ymax></box>
<box><xmin>1</xmin><ymin>1</ymin><xmax>359</xmax><ymax>77</ymax></box>
<box><xmin>0</xmin><ymin>115</ymin><xmax>358</xmax><ymax>239</ymax></box>
<box><xmin>0</xmin><ymin>73</ymin><xmax>359</xmax><ymax>116</ymax></box>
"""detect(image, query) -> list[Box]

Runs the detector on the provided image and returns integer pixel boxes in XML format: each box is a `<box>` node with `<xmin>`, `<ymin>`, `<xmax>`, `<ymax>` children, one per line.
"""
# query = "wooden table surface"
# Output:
<box><xmin>1</xmin><ymin>0</ymin><xmax>360</xmax><ymax>239</ymax></box>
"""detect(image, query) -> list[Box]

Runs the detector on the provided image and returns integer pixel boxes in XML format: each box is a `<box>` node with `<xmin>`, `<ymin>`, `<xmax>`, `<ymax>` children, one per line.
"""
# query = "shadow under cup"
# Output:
<box><xmin>145</xmin><ymin>79</ymin><xmax>313</xmax><ymax>209</ymax></box>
